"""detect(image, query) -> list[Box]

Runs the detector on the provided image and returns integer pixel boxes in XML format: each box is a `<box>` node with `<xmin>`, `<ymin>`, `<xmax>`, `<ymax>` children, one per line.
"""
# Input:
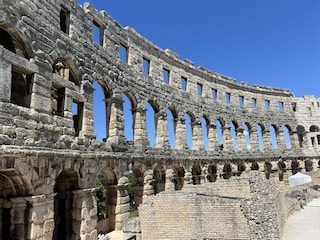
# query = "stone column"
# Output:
<box><xmin>0</xmin><ymin>61</ymin><xmax>11</xmax><ymax>102</ymax></box>
<box><xmin>192</xmin><ymin>120</ymin><xmax>204</xmax><ymax>150</ymax></box>
<box><xmin>183</xmin><ymin>171</ymin><xmax>193</xmax><ymax>187</ymax></box>
<box><xmin>175</xmin><ymin>117</ymin><xmax>188</xmax><ymax>150</ymax></box>
<box><xmin>155</xmin><ymin>111</ymin><xmax>170</xmax><ymax>148</ymax></box>
<box><xmin>165</xmin><ymin>169</ymin><xmax>175</xmax><ymax>191</ymax></box>
<box><xmin>133</xmin><ymin>106</ymin><xmax>149</xmax><ymax>147</ymax></box>
<box><xmin>207</xmin><ymin>124</ymin><xmax>218</xmax><ymax>151</ymax></box>
<box><xmin>142</xmin><ymin>170</ymin><xmax>154</xmax><ymax>202</ymax></box>
<box><xmin>263</xmin><ymin>130</ymin><xmax>272</xmax><ymax>151</ymax></box>
<box><xmin>250</xmin><ymin>129</ymin><xmax>260</xmax><ymax>152</ymax></box>
<box><xmin>237</xmin><ymin>128</ymin><xmax>247</xmax><ymax>152</ymax></box>
<box><xmin>10</xmin><ymin>198</ymin><xmax>27</xmax><ymax>240</ymax></box>
<box><xmin>106</xmin><ymin>95</ymin><xmax>125</xmax><ymax>145</ymax></box>
<box><xmin>223</xmin><ymin>125</ymin><xmax>233</xmax><ymax>151</ymax></box>
<box><xmin>277</xmin><ymin>127</ymin><xmax>286</xmax><ymax>150</ymax></box>
<box><xmin>115</xmin><ymin>177</ymin><xmax>130</xmax><ymax>230</ymax></box>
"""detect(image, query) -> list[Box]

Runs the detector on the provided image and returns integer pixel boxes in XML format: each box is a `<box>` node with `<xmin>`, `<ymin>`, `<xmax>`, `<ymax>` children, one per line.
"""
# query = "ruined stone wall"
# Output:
<box><xmin>139</xmin><ymin>172</ymin><xmax>286</xmax><ymax>240</ymax></box>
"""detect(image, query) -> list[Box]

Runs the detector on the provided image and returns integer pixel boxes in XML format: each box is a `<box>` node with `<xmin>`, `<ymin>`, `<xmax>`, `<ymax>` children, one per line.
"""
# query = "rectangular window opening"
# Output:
<box><xmin>265</xmin><ymin>100</ymin><xmax>270</xmax><ymax>111</ymax></box>
<box><xmin>163</xmin><ymin>68</ymin><xmax>170</xmax><ymax>84</ymax></box>
<box><xmin>308</xmin><ymin>107</ymin><xmax>312</xmax><ymax>117</ymax></box>
<box><xmin>197</xmin><ymin>83</ymin><xmax>203</xmax><ymax>96</ymax></box>
<box><xmin>317</xmin><ymin>135</ymin><xmax>320</xmax><ymax>145</ymax></box>
<box><xmin>51</xmin><ymin>84</ymin><xmax>65</xmax><ymax>117</ymax></box>
<box><xmin>239</xmin><ymin>96</ymin><xmax>244</xmax><ymax>107</ymax></box>
<box><xmin>11</xmin><ymin>69</ymin><xmax>33</xmax><ymax>108</ymax></box>
<box><xmin>72</xmin><ymin>101</ymin><xmax>84</xmax><ymax>137</ymax></box>
<box><xmin>181</xmin><ymin>77</ymin><xmax>187</xmax><ymax>91</ymax></box>
<box><xmin>278</xmin><ymin>101</ymin><xmax>284</xmax><ymax>112</ymax></box>
<box><xmin>143</xmin><ymin>57</ymin><xmax>150</xmax><ymax>75</ymax></box>
<box><xmin>120</xmin><ymin>44</ymin><xmax>128</xmax><ymax>63</ymax></box>
<box><xmin>212</xmin><ymin>88</ymin><xmax>217</xmax><ymax>100</ymax></box>
<box><xmin>225</xmin><ymin>93</ymin><xmax>231</xmax><ymax>104</ymax></box>
<box><xmin>252</xmin><ymin>98</ymin><xmax>257</xmax><ymax>108</ymax></box>
<box><xmin>93</xmin><ymin>21</ymin><xmax>103</xmax><ymax>45</ymax></box>
<box><xmin>60</xmin><ymin>5</ymin><xmax>70</xmax><ymax>34</ymax></box>
<box><xmin>292</xmin><ymin>102</ymin><xmax>297</xmax><ymax>112</ymax></box>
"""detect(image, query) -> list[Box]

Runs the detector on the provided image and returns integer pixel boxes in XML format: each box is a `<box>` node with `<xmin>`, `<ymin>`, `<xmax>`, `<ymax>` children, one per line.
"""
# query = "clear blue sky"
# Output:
<box><xmin>78</xmin><ymin>0</ymin><xmax>320</xmax><ymax>98</ymax></box>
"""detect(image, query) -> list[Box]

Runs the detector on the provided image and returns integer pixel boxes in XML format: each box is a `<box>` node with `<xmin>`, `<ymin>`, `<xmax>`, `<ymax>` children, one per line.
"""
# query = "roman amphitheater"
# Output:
<box><xmin>0</xmin><ymin>0</ymin><xmax>320</xmax><ymax>239</ymax></box>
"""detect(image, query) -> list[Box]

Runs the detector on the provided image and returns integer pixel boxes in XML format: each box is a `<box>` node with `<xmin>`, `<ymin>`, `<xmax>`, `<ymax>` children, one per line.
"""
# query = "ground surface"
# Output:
<box><xmin>282</xmin><ymin>197</ymin><xmax>320</xmax><ymax>240</ymax></box>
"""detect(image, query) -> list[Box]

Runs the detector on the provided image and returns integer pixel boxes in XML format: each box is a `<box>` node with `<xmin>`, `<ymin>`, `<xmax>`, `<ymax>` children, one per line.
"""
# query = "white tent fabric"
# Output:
<box><xmin>288</xmin><ymin>172</ymin><xmax>312</xmax><ymax>187</ymax></box>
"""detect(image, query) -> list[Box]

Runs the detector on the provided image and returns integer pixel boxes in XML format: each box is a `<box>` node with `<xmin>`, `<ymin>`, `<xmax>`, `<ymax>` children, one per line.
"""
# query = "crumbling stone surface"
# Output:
<box><xmin>0</xmin><ymin>0</ymin><xmax>320</xmax><ymax>239</ymax></box>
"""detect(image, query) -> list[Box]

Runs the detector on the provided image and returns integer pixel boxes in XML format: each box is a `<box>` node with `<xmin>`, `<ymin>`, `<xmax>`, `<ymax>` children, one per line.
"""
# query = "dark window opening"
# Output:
<box><xmin>292</xmin><ymin>102</ymin><xmax>297</xmax><ymax>112</ymax></box>
<box><xmin>60</xmin><ymin>6</ymin><xmax>70</xmax><ymax>34</ymax></box>
<box><xmin>72</xmin><ymin>101</ymin><xmax>83</xmax><ymax>137</ymax></box>
<box><xmin>197</xmin><ymin>83</ymin><xmax>203</xmax><ymax>96</ymax></box>
<box><xmin>181</xmin><ymin>77</ymin><xmax>187</xmax><ymax>91</ymax></box>
<box><xmin>317</xmin><ymin>135</ymin><xmax>320</xmax><ymax>145</ymax></box>
<box><xmin>2</xmin><ymin>208</ymin><xmax>12</xmax><ymax>240</ymax></box>
<box><xmin>0</xmin><ymin>28</ymin><xmax>16</xmax><ymax>53</ymax></box>
<box><xmin>239</xmin><ymin>96</ymin><xmax>244</xmax><ymax>107</ymax></box>
<box><xmin>51</xmin><ymin>85</ymin><xmax>65</xmax><ymax>116</ymax></box>
<box><xmin>225</xmin><ymin>93</ymin><xmax>231</xmax><ymax>104</ymax></box>
<box><xmin>163</xmin><ymin>68</ymin><xmax>170</xmax><ymax>84</ymax></box>
<box><xmin>265</xmin><ymin>100</ymin><xmax>270</xmax><ymax>111</ymax></box>
<box><xmin>93</xmin><ymin>21</ymin><xmax>103</xmax><ymax>45</ymax></box>
<box><xmin>308</xmin><ymin>107</ymin><xmax>312</xmax><ymax>117</ymax></box>
<box><xmin>120</xmin><ymin>44</ymin><xmax>128</xmax><ymax>63</ymax></box>
<box><xmin>11</xmin><ymin>69</ymin><xmax>33</xmax><ymax>108</ymax></box>
<box><xmin>278</xmin><ymin>101</ymin><xmax>284</xmax><ymax>112</ymax></box>
<box><xmin>252</xmin><ymin>98</ymin><xmax>257</xmax><ymax>108</ymax></box>
<box><xmin>212</xmin><ymin>88</ymin><xmax>217</xmax><ymax>100</ymax></box>
<box><xmin>143</xmin><ymin>57</ymin><xmax>150</xmax><ymax>75</ymax></box>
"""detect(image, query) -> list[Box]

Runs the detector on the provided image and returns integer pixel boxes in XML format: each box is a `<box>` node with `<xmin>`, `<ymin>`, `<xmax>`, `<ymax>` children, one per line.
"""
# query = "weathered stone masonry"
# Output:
<box><xmin>0</xmin><ymin>0</ymin><xmax>320</xmax><ymax>239</ymax></box>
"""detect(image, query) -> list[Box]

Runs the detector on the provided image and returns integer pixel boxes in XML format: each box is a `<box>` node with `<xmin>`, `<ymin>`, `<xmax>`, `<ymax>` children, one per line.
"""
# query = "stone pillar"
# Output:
<box><xmin>106</xmin><ymin>96</ymin><xmax>125</xmax><ymax>145</ymax></box>
<box><xmin>115</xmin><ymin>177</ymin><xmax>130</xmax><ymax>230</ymax></box>
<box><xmin>175</xmin><ymin>116</ymin><xmax>188</xmax><ymax>150</ymax></box>
<box><xmin>183</xmin><ymin>171</ymin><xmax>193</xmax><ymax>187</ymax></box>
<box><xmin>10</xmin><ymin>198</ymin><xmax>27</xmax><ymax>240</ymax></box>
<box><xmin>142</xmin><ymin>170</ymin><xmax>154</xmax><ymax>202</ymax></box>
<box><xmin>0</xmin><ymin>61</ymin><xmax>11</xmax><ymax>102</ymax></box>
<box><xmin>263</xmin><ymin>130</ymin><xmax>272</xmax><ymax>151</ymax></box>
<box><xmin>165</xmin><ymin>169</ymin><xmax>175</xmax><ymax>191</ymax></box>
<box><xmin>216</xmin><ymin>163</ymin><xmax>224</xmax><ymax>179</ymax></box>
<box><xmin>207</xmin><ymin>124</ymin><xmax>218</xmax><ymax>151</ymax></box>
<box><xmin>250</xmin><ymin>129</ymin><xmax>260</xmax><ymax>152</ymax></box>
<box><xmin>237</xmin><ymin>128</ymin><xmax>247</xmax><ymax>152</ymax></box>
<box><xmin>277</xmin><ymin>128</ymin><xmax>286</xmax><ymax>150</ymax></box>
<box><xmin>133</xmin><ymin>106</ymin><xmax>149</xmax><ymax>147</ymax></box>
<box><xmin>223</xmin><ymin>125</ymin><xmax>233</xmax><ymax>151</ymax></box>
<box><xmin>192</xmin><ymin>120</ymin><xmax>204</xmax><ymax>150</ymax></box>
<box><xmin>290</xmin><ymin>131</ymin><xmax>299</xmax><ymax>149</ymax></box>
<box><xmin>155</xmin><ymin>111</ymin><xmax>170</xmax><ymax>148</ymax></box>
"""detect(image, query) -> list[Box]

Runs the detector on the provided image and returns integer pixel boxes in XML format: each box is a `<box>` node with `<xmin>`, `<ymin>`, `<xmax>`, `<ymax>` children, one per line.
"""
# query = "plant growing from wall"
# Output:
<box><xmin>278</xmin><ymin>161</ymin><xmax>286</xmax><ymax>181</ymax></box>
<box><xmin>291</xmin><ymin>160</ymin><xmax>300</xmax><ymax>175</ymax></box>
<box><xmin>222</xmin><ymin>163</ymin><xmax>232</xmax><ymax>179</ymax></box>
<box><xmin>128</xmin><ymin>172</ymin><xmax>137</xmax><ymax>210</ymax></box>
<box><xmin>264</xmin><ymin>161</ymin><xmax>272</xmax><ymax>179</ymax></box>
<box><xmin>96</xmin><ymin>173</ymin><xmax>107</xmax><ymax>219</ymax></box>
<box><xmin>237</xmin><ymin>163</ymin><xmax>246</xmax><ymax>176</ymax></box>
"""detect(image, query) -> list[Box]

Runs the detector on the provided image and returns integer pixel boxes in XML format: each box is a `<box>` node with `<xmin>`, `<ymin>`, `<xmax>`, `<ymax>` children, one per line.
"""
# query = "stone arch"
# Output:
<box><xmin>52</xmin><ymin>58</ymin><xmax>81</xmax><ymax>85</ymax></box>
<box><xmin>153</xmin><ymin>165</ymin><xmax>165</xmax><ymax>194</ymax></box>
<box><xmin>173</xmin><ymin>166</ymin><xmax>185</xmax><ymax>190</ymax></box>
<box><xmin>215</xmin><ymin>118</ymin><xmax>224</xmax><ymax>149</ymax></box>
<box><xmin>0</xmin><ymin>169</ymin><xmax>30</xmax><ymax>198</ymax></box>
<box><xmin>93</xmin><ymin>80</ymin><xmax>113</xmax><ymax>141</ymax></box>
<box><xmin>53</xmin><ymin>169</ymin><xmax>79</xmax><ymax>240</ymax></box>
<box><xmin>207</xmin><ymin>164</ymin><xmax>217</xmax><ymax>182</ymax></box>
<box><xmin>310</xmin><ymin>125</ymin><xmax>320</xmax><ymax>132</ymax></box>
<box><xmin>95</xmin><ymin>167</ymin><xmax>118</xmax><ymax>233</ymax></box>
<box><xmin>256</xmin><ymin>123</ymin><xmax>265</xmax><ymax>151</ymax></box>
<box><xmin>269</xmin><ymin>124</ymin><xmax>278</xmax><ymax>149</ymax></box>
<box><xmin>0</xmin><ymin>22</ymin><xmax>34</xmax><ymax>59</ymax></box>
<box><xmin>250</xmin><ymin>162</ymin><xmax>259</xmax><ymax>171</ymax></box>
<box><xmin>191</xmin><ymin>163</ymin><xmax>202</xmax><ymax>185</ymax></box>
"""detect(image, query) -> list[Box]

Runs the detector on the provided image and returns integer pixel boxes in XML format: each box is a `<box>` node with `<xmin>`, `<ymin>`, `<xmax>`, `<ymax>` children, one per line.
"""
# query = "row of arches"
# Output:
<box><xmin>93</xmin><ymin>82</ymin><xmax>296</xmax><ymax>152</ymax></box>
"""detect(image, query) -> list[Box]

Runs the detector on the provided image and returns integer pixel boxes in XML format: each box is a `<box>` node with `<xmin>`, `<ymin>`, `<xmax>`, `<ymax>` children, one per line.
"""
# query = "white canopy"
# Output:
<box><xmin>289</xmin><ymin>172</ymin><xmax>312</xmax><ymax>187</ymax></box>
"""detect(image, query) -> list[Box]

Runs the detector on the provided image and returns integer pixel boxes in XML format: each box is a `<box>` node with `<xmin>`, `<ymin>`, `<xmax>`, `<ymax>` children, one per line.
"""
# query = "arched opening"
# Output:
<box><xmin>243</xmin><ymin>123</ymin><xmax>251</xmax><ymax>151</ymax></box>
<box><xmin>185</xmin><ymin>113</ymin><xmax>193</xmax><ymax>149</ymax></box>
<box><xmin>95</xmin><ymin>168</ymin><xmax>118</xmax><ymax>234</ymax></box>
<box><xmin>283</xmin><ymin>125</ymin><xmax>292</xmax><ymax>149</ymax></box>
<box><xmin>291</xmin><ymin>160</ymin><xmax>300</xmax><ymax>175</ymax></box>
<box><xmin>53</xmin><ymin>170</ymin><xmax>79</xmax><ymax>240</ymax></box>
<box><xmin>166</xmin><ymin>108</ymin><xmax>177</xmax><ymax>148</ymax></box>
<box><xmin>207</xmin><ymin>165</ymin><xmax>217</xmax><ymax>182</ymax></box>
<box><xmin>297</xmin><ymin>125</ymin><xmax>306</xmax><ymax>147</ymax></box>
<box><xmin>129</xmin><ymin>167</ymin><xmax>144</xmax><ymax>212</ymax></box>
<box><xmin>310</xmin><ymin>125</ymin><xmax>320</xmax><ymax>147</ymax></box>
<box><xmin>256</xmin><ymin>124</ymin><xmax>264</xmax><ymax>151</ymax></box>
<box><xmin>216</xmin><ymin>119</ymin><xmax>224</xmax><ymax>150</ymax></box>
<box><xmin>122</xmin><ymin>93</ymin><xmax>134</xmax><ymax>141</ymax></box>
<box><xmin>0</xmin><ymin>169</ymin><xmax>30</xmax><ymax>240</ymax></box>
<box><xmin>153</xmin><ymin>166</ymin><xmax>165</xmax><ymax>194</ymax></box>
<box><xmin>270</xmin><ymin>125</ymin><xmax>278</xmax><ymax>149</ymax></box>
<box><xmin>191</xmin><ymin>163</ymin><xmax>201</xmax><ymax>185</ymax></box>
<box><xmin>146</xmin><ymin>101</ymin><xmax>158</xmax><ymax>147</ymax></box>
<box><xmin>237</xmin><ymin>163</ymin><xmax>246</xmax><ymax>176</ymax></box>
<box><xmin>201</xmin><ymin>116</ymin><xmax>209</xmax><ymax>150</ymax></box>
<box><xmin>173</xmin><ymin>167</ymin><xmax>185</xmax><ymax>190</ymax></box>
<box><xmin>250</xmin><ymin>162</ymin><xmax>259</xmax><ymax>171</ymax></box>
<box><xmin>93</xmin><ymin>81</ymin><xmax>112</xmax><ymax>141</ymax></box>
<box><xmin>222</xmin><ymin>163</ymin><xmax>232</xmax><ymax>179</ymax></box>
<box><xmin>230</xmin><ymin>121</ymin><xmax>238</xmax><ymax>151</ymax></box>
